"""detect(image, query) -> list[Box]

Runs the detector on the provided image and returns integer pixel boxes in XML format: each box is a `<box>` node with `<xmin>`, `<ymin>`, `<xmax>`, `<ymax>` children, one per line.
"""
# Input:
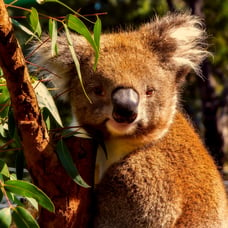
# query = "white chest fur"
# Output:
<box><xmin>95</xmin><ymin>138</ymin><xmax>136</xmax><ymax>184</ymax></box>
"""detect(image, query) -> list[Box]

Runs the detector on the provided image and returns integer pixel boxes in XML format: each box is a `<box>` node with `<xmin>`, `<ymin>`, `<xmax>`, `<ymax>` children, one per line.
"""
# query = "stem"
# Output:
<box><xmin>0</xmin><ymin>138</ymin><xmax>15</xmax><ymax>150</ymax></box>
<box><xmin>46</xmin><ymin>0</ymin><xmax>94</xmax><ymax>24</ymax></box>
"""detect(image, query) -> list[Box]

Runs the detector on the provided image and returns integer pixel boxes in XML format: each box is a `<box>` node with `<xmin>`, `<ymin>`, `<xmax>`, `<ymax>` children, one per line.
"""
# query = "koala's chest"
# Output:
<box><xmin>95</xmin><ymin>138</ymin><xmax>137</xmax><ymax>184</ymax></box>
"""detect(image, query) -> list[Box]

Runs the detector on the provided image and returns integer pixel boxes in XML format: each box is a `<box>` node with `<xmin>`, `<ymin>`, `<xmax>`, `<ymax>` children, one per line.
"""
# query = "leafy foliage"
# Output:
<box><xmin>34</xmin><ymin>81</ymin><xmax>63</xmax><ymax>128</ymax></box>
<box><xmin>27</xmin><ymin>7</ymin><xmax>42</xmax><ymax>38</ymax></box>
<box><xmin>56</xmin><ymin>139</ymin><xmax>90</xmax><ymax>188</ymax></box>
<box><xmin>0</xmin><ymin>160</ymin><xmax>54</xmax><ymax>228</ymax></box>
<box><xmin>1</xmin><ymin>0</ymin><xmax>102</xmax><ymax>226</ymax></box>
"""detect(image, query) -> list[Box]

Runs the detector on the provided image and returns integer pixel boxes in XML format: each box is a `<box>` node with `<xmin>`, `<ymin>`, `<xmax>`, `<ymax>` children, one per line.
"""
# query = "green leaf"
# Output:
<box><xmin>0</xmin><ymin>160</ymin><xmax>10</xmax><ymax>178</ymax></box>
<box><xmin>93</xmin><ymin>16</ymin><xmax>102</xmax><ymax>69</ymax></box>
<box><xmin>12</xmin><ymin>206</ymin><xmax>39</xmax><ymax>228</ymax></box>
<box><xmin>5</xmin><ymin>191</ymin><xmax>15</xmax><ymax>204</ymax></box>
<box><xmin>56</xmin><ymin>139</ymin><xmax>90</xmax><ymax>188</ymax></box>
<box><xmin>0</xmin><ymin>81</ymin><xmax>9</xmax><ymax>102</ymax></box>
<box><xmin>0</xmin><ymin>98</ymin><xmax>10</xmax><ymax>119</ymax></box>
<box><xmin>66</xmin><ymin>14</ymin><xmax>96</xmax><ymax>50</ymax></box>
<box><xmin>11</xmin><ymin>19</ymin><xmax>41</xmax><ymax>41</ymax></box>
<box><xmin>0</xmin><ymin>124</ymin><xmax>6</xmax><ymax>138</ymax></box>
<box><xmin>0</xmin><ymin>208</ymin><xmax>12</xmax><ymax>228</ymax></box>
<box><xmin>4</xmin><ymin>180</ymin><xmax>55</xmax><ymax>213</ymax></box>
<box><xmin>0</xmin><ymin>81</ymin><xmax>10</xmax><ymax>119</ymax></box>
<box><xmin>48</xmin><ymin>19</ymin><xmax>58</xmax><ymax>56</ymax></box>
<box><xmin>34</xmin><ymin>81</ymin><xmax>63</xmax><ymax>127</ymax></box>
<box><xmin>66</xmin><ymin>14</ymin><xmax>100</xmax><ymax>70</ymax></box>
<box><xmin>9</xmin><ymin>195</ymin><xmax>24</xmax><ymax>207</ymax></box>
<box><xmin>42</xmin><ymin>108</ymin><xmax>51</xmax><ymax>130</ymax></box>
<box><xmin>63</xmin><ymin>24</ymin><xmax>92</xmax><ymax>103</ymax></box>
<box><xmin>25</xmin><ymin>197</ymin><xmax>39</xmax><ymax>211</ymax></box>
<box><xmin>93</xmin><ymin>17</ymin><xmax>101</xmax><ymax>50</ymax></box>
<box><xmin>27</xmin><ymin>7</ymin><xmax>42</xmax><ymax>37</ymax></box>
<box><xmin>0</xmin><ymin>67</ymin><xmax>3</xmax><ymax>76</ymax></box>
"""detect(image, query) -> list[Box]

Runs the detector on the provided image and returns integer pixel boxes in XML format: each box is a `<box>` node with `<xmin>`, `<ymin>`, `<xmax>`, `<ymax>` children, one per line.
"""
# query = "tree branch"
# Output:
<box><xmin>0</xmin><ymin>1</ymin><xmax>96</xmax><ymax>227</ymax></box>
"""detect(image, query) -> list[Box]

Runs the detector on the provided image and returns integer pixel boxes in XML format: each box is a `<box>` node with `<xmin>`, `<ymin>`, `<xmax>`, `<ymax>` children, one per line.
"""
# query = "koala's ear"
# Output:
<box><xmin>29</xmin><ymin>34</ymin><xmax>90</xmax><ymax>101</ymax></box>
<box><xmin>139</xmin><ymin>12</ymin><xmax>210</xmax><ymax>80</ymax></box>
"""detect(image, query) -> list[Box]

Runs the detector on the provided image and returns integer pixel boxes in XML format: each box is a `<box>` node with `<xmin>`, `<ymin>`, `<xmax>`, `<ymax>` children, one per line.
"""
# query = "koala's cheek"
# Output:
<box><xmin>81</xmin><ymin>105</ymin><xmax>112</xmax><ymax>126</ymax></box>
<box><xmin>137</xmin><ymin>101</ymin><xmax>150</xmax><ymax>126</ymax></box>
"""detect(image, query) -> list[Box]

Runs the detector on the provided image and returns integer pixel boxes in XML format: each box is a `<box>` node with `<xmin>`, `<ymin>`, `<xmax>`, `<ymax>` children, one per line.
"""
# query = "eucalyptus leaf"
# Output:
<box><xmin>0</xmin><ymin>67</ymin><xmax>3</xmax><ymax>76</ymax></box>
<box><xmin>0</xmin><ymin>208</ymin><xmax>11</xmax><ymax>228</ymax></box>
<box><xmin>10</xmin><ymin>196</ymin><xmax>25</xmax><ymax>208</ymax></box>
<box><xmin>63</xmin><ymin>24</ymin><xmax>92</xmax><ymax>103</ymax></box>
<box><xmin>56</xmin><ymin>139</ymin><xmax>90</xmax><ymax>188</ymax></box>
<box><xmin>66</xmin><ymin>14</ymin><xmax>96</xmax><ymax>51</ymax></box>
<box><xmin>11</xmin><ymin>18</ymin><xmax>41</xmax><ymax>41</ymax></box>
<box><xmin>4</xmin><ymin>180</ymin><xmax>54</xmax><ymax>213</ymax></box>
<box><xmin>0</xmin><ymin>82</ymin><xmax>10</xmax><ymax>118</ymax></box>
<box><xmin>49</xmin><ymin>19</ymin><xmax>58</xmax><ymax>56</ymax></box>
<box><xmin>66</xmin><ymin>14</ymin><xmax>100</xmax><ymax>70</ymax></box>
<box><xmin>93</xmin><ymin>17</ymin><xmax>102</xmax><ymax>69</ymax></box>
<box><xmin>12</xmin><ymin>206</ymin><xmax>39</xmax><ymax>228</ymax></box>
<box><xmin>27</xmin><ymin>7</ymin><xmax>42</xmax><ymax>37</ymax></box>
<box><xmin>25</xmin><ymin>197</ymin><xmax>39</xmax><ymax>211</ymax></box>
<box><xmin>0</xmin><ymin>160</ymin><xmax>10</xmax><ymax>178</ymax></box>
<box><xmin>93</xmin><ymin>17</ymin><xmax>101</xmax><ymax>50</ymax></box>
<box><xmin>0</xmin><ymin>125</ymin><xmax>5</xmax><ymax>138</ymax></box>
<box><xmin>42</xmin><ymin>108</ymin><xmax>51</xmax><ymax>130</ymax></box>
<box><xmin>34</xmin><ymin>81</ymin><xmax>63</xmax><ymax>127</ymax></box>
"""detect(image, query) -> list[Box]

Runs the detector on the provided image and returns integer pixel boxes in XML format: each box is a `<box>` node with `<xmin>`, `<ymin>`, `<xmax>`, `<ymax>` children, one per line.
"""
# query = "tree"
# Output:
<box><xmin>0</xmin><ymin>1</ymin><xmax>97</xmax><ymax>227</ymax></box>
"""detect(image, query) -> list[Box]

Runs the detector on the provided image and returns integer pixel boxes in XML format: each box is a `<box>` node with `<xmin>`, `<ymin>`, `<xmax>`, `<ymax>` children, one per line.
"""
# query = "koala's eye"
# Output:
<box><xmin>93</xmin><ymin>86</ymin><xmax>105</xmax><ymax>96</ymax></box>
<box><xmin>146</xmin><ymin>88</ymin><xmax>155</xmax><ymax>97</ymax></box>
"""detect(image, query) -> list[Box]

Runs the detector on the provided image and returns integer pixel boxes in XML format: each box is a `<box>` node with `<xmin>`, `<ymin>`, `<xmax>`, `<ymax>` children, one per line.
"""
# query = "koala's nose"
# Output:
<box><xmin>112</xmin><ymin>87</ymin><xmax>139</xmax><ymax>123</ymax></box>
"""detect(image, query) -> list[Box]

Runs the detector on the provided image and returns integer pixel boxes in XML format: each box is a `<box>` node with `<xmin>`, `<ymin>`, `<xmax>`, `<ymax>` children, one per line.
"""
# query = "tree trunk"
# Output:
<box><xmin>0</xmin><ymin>1</ymin><xmax>96</xmax><ymax>227</ymax></box>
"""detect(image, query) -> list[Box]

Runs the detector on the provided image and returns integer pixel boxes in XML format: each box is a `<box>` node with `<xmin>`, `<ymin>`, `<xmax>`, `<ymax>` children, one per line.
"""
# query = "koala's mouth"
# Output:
<box><xmin>106</xmin><ymin>118</ymin><xmax>137</xmax><ymax>136</ymax></box>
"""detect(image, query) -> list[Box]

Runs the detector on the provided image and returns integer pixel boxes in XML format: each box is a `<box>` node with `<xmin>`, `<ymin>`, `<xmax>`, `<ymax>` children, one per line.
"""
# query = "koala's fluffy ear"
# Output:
<box><xmin>29</xmin><ymin>34</ymin><xmax>90</xmax><ymax>101</ymax></box>
<box><xmin>139</xmin><ymin>12</ymin><xmax>210</xmax><ymax>80</ymax></box>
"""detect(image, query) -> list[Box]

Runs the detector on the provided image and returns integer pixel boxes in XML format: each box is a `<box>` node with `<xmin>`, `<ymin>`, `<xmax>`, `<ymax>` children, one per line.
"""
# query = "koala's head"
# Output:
<box><xmin>32</xmin><ymin>13</ymin><xmax>209</xmax><ymax>141</ymax></box>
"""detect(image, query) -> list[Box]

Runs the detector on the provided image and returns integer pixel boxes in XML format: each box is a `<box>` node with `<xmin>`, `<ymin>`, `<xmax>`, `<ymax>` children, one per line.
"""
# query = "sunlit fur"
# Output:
<box><xmin>31</xmin><ymin>12</ymin><xmax>228</xmax><ymax>228</ymax></box>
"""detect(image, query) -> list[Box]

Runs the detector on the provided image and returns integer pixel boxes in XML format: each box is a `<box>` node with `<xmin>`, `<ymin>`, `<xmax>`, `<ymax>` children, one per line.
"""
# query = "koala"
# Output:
<box><xmin>31</xmin><ymin>12</ymin><xmax>228</xmax><ymax>227</ymax></box>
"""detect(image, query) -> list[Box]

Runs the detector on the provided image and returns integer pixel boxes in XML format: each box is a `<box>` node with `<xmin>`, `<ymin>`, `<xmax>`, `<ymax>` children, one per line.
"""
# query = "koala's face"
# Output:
<box><xmin>33</xmin><ymin>13</ymin><xmax>208</xmax><ymax>141</ymax></box>
<box><xmin>70</xmin><ymin>34</ymin><xmax>178</xmax><ymax>140</ymax></box>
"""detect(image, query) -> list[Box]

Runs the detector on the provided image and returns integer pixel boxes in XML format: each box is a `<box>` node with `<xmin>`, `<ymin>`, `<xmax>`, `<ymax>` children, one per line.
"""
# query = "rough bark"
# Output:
<box><xmin>0</xmin><ymin>1</ymin><xmax>96</xmax><ymax>227</ymax></box>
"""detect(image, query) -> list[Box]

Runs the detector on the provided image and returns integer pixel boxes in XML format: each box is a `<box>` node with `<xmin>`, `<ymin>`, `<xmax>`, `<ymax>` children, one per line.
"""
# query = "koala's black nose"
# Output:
<box><xmin>112</xmin><ymin>87</ymin><xmax>139</xmax><ymax>123</ymax></box>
